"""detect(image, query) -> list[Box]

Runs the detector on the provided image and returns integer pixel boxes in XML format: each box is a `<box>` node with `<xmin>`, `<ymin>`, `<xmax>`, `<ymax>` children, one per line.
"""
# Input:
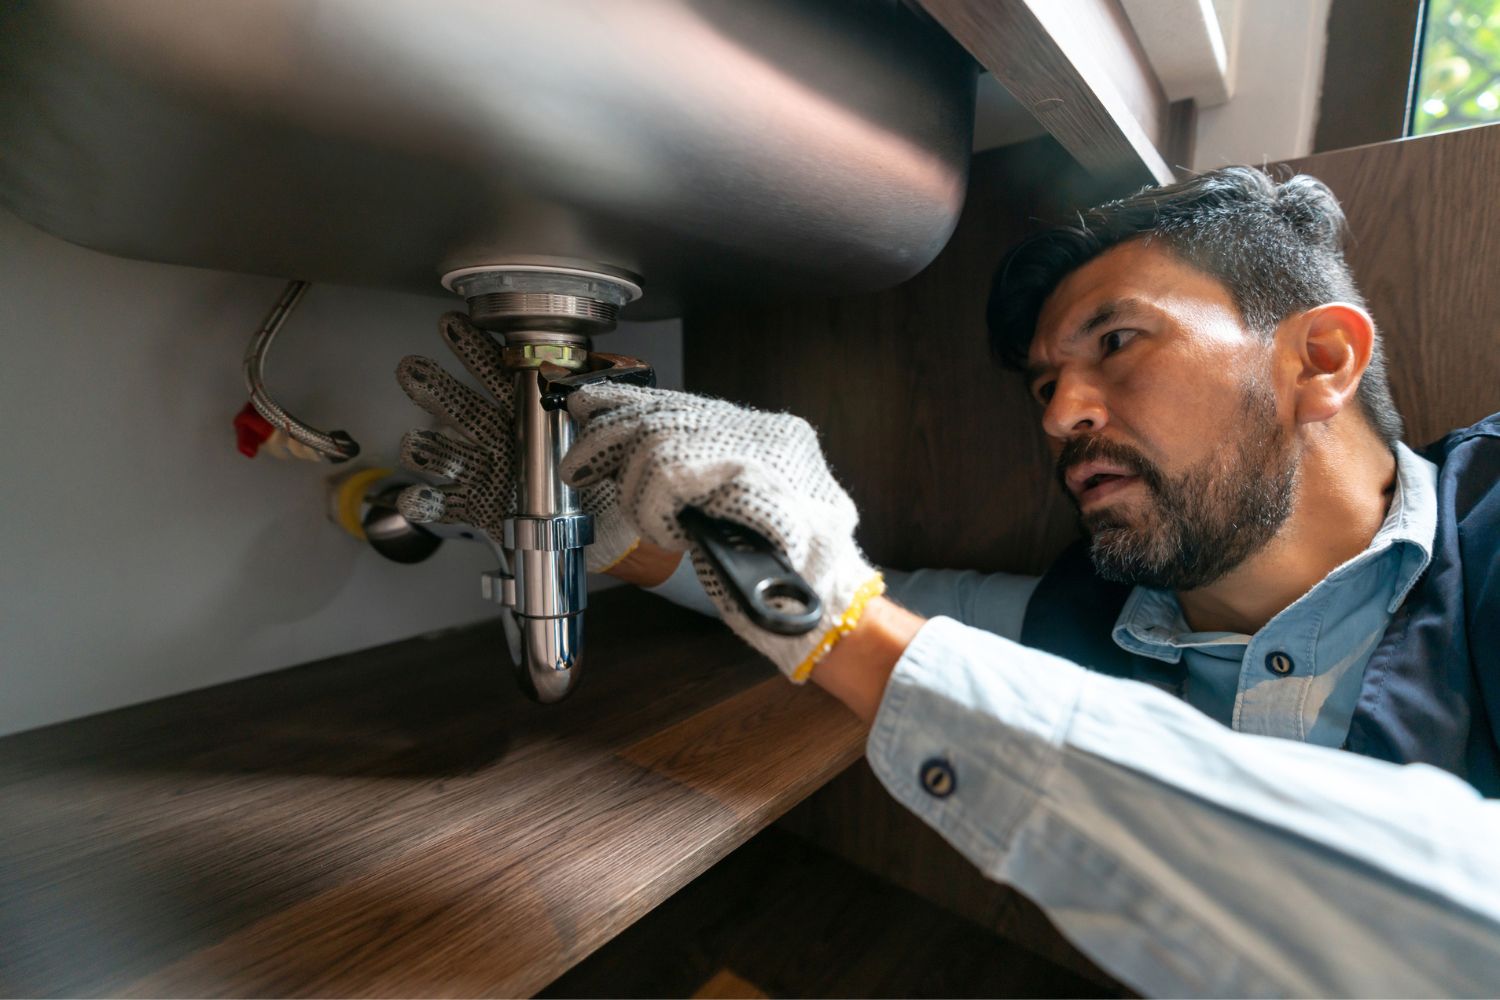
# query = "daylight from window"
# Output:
<box><xmin>1413</xmin><ymin>0</ymin><xmax>1500</xmax><ymax>134</ymax></box>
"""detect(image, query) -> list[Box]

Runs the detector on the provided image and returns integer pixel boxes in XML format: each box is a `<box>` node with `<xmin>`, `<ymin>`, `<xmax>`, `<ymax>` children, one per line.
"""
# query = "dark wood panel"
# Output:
<box><xmin>777</xmin><ymin>764</ymin><xmax>1124</xmax><ymax>992</ymax></box>
<box><xmin>1165</xmin><ymin>98</ymin><xmax>1197</xmax><ymax>173</ymax></box>
<box><xmin>540</xmin><ymin>827</ymin><xmax>1119</xmax><ymax>999</ymax></box>
<box><xmin>918</xmin><ymin>0</ymin><xmax>1174</xmax><ymax>184</ymax></box>
<box><xmin>685</xmin><ymin>137</ymin><xmax>1128</xmax><ymax>574</ymax></box>
<box><xmin>1284</xmin><ymin>123</ymin><xmax>1500</xmax><ymax>444</ymax></box>
<box><xmin>0</xmin><ymin>588</ymin><xmax>864</xmax><ymax>998</ymax></box>
<box><xmin>1313</xmin><ymin>0</ymin><xmax>1422</xmax><ymax>152</ymax></box>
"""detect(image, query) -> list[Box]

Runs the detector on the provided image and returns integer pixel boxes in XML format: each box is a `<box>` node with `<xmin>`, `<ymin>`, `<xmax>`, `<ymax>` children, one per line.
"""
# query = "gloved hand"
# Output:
<box><xmin>561</xmin><ymin>383</ymin><xmax>885</xmax><ymax>683</ymax></box>
<box><xmin>394</xmin><ymin>312</ymin><xmax>640</xmax><ymax>574</ymax></box>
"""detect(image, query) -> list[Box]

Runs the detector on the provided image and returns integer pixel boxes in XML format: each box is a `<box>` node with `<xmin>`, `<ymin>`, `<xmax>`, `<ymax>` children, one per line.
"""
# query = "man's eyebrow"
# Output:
<box><xmin>1026</xmin><ymin>297</ymin><xmax>1150</xmax><ymax>385</ymax></box>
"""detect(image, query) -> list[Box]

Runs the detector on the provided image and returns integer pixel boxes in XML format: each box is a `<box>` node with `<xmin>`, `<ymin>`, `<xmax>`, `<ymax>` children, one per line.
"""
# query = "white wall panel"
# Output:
<box><xmin>0</xmin><ymin>208</ymin><xmax>682</xmax><ymax>735</ymax></box>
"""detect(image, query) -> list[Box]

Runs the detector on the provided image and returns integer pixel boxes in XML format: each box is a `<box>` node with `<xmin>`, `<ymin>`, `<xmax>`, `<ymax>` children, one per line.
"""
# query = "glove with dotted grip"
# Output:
<box><xmin>394</xmin><ymin>312</ymin><xmax>639</xmax><ymax>573</ymax></box>
<box><xmin>561</xmin><ymin>383</ymin><xmax>883</xmax><ymax>682</ymax></box>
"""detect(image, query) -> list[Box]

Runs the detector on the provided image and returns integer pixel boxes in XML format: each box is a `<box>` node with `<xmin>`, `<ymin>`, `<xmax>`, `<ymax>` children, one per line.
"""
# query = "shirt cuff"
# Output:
<box><xmin>865</xmin><ymin>615</ymin><xmax>1087</xmax><ymax>872</ymax></box>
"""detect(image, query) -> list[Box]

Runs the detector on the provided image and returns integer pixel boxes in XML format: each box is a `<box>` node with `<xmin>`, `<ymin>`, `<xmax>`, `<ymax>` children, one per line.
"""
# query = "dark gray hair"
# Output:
<box><xmin>987</xmin><ymin>167</ymin><xmax>1404</xmax><ymax>444</ymax></box>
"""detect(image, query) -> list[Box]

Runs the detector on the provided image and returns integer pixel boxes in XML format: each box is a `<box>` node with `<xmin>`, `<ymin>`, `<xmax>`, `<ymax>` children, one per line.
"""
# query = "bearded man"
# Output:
<box><xmin>397</xmin><ymin>167</ymin><xmax>1500</xmax><ymax>996</ymax></box>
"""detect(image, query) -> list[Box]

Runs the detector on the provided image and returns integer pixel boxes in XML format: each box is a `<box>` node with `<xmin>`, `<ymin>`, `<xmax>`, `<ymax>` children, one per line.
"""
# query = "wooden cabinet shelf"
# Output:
<box><xmin>0</xmin><ymin>589</ymin><xmax>864</xmax><ymax>998</ymax></box>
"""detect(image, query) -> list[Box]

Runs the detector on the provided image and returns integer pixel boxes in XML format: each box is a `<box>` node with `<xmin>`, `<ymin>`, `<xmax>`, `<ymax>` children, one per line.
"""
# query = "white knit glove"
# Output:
<box><xmin>561</xmin><ymin>383</ymin><xmax>884</xmax><ymax>682</ymax></box>
<box><xmin>394</xmin><ymin>312</ymin><xmax>639</xmax><ymax>573</ymax></box>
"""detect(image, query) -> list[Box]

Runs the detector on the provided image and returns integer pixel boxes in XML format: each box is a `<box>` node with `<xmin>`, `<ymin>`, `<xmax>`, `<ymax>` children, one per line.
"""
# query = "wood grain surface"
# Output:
<box><xmin>540</xmin><ymin>828</ymin><xmax>1119</xmax><ymax>999</ymax></box>
<box><xmin>1284</xmin><ymin>123</ymin><xmax>1500</xmax><ymax>444</ymax></box>
<box><xmin>777</xmin><ymin>764</ymin><xmax>1123</xmax><ymax>990</ymax></box>
<box><xmin>1313</xmin><ymin>0</ymin><xmax>1422</xmax><ymax>154</ymax></box>
<box><xmin>918</xmin><ymin>0</ymin><xmax>1174</xmax><ymax>184</ymax></box>
<box><xmin>685</xmin><ymin>137</ymin><xmax>1129</xmax><ymax>575</ymax></box>
<box><xmin>0</xmin><ymin>588</ymin><xmax>864</xmax><ymax>998</ymax></box>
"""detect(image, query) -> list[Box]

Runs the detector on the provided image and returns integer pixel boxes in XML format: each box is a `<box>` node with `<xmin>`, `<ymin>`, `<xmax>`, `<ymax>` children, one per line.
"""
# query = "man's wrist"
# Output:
<box><xmin>603</xmin><ymin>540</ymin><xmax>683</xmax><ymax>588</ymax></box>
<box><xmin>809</xmin><ymin>596</ymin><xmax>925</xmax><ymax>724</ymax></box>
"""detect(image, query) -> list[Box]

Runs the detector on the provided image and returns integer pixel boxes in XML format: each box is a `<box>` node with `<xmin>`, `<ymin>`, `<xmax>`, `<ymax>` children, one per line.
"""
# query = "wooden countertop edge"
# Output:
<box><xmin>111</xmin><ymin>678</ymin><xmax>869</xmax><ymax>998</ymax></box>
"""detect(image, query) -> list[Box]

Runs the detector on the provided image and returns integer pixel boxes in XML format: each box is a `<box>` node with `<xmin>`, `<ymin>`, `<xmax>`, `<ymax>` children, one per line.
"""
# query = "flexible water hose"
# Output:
<box><xmin>242</xmin><ymin>280</ymin><xmax>360</xmax><ymax>463</ymax></box>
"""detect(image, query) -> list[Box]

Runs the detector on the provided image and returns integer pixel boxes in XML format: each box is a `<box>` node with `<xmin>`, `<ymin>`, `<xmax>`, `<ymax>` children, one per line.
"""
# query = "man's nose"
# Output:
<box><xmin>1041</xmin><ymin>372</ymin><xmax>1109</xmax><ymax>440</ymax></box>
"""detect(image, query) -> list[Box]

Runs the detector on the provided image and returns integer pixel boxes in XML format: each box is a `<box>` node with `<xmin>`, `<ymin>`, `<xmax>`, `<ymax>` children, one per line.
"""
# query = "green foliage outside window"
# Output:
<box><xmin>1412</xmin><ymin>0</ymin><xmax>1500</xmax><ymax>134</ymax></box>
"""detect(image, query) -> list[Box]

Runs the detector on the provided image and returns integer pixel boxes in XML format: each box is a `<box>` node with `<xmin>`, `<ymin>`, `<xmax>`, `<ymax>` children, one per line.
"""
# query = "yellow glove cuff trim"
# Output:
<box><xmin>594</xmin><ymin>537</ymin><xmax>642</xmax><ymax>574</ymax></box>
<box><xmin>789</xmin><ymin>572</ymin><xmax>886</xmax><ymax>685</ymax></box>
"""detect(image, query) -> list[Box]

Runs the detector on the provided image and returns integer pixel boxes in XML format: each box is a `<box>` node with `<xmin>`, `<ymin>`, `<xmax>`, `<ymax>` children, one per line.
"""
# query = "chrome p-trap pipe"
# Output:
<box><xmin>444</xmin><ymin>265</ymin><xmax>641</xmax><ymax>703</ymax></box>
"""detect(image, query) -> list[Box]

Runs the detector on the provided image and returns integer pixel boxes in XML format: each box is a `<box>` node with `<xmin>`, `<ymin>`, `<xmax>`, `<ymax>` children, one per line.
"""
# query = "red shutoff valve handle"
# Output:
<box><xmin>233</xmin><ymin>402</ymin><xmax>276</xmax><ymax>458</ymax></box>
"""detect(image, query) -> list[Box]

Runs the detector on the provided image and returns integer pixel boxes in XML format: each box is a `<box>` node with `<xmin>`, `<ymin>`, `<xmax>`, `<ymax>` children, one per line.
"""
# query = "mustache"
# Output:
<box><xmin>1054</xmin><ymin>435</ymin><xmax>1165</xmax><ymax>500</ymax></box>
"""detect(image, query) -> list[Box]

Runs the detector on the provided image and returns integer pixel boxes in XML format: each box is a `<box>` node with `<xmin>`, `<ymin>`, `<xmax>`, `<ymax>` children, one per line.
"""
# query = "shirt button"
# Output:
<box><xmin>1265</xmin><ymin>651</ymin><xmax>1295</xmax><ymax>676</ymax></box>
<box><xmin>920</xmin><ymin>758</ymin><xmax>956</xmax><ymax>798</ymax></box>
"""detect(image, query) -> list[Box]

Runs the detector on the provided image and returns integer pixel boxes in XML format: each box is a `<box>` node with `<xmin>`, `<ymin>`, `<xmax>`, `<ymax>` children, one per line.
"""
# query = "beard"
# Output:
<box><xmin>1057</xmin><ymin>377</ymin><xmax>1299</xmax><ymax>592</ymax></box>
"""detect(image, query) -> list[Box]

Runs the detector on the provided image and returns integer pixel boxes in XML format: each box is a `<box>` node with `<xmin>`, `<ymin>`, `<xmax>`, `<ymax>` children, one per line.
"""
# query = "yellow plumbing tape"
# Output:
<box><xmin>332</xmin><ymin>467</ymin><xmax>395</xmax><ymax>541</ymax></box>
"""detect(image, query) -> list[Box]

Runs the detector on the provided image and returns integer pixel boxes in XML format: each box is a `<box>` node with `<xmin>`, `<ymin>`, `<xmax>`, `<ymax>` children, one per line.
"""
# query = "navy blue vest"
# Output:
<box><xmin>1021</xmin><ymin>413</ymin><xmax>1500</xmax><ymax>796</ymax></box>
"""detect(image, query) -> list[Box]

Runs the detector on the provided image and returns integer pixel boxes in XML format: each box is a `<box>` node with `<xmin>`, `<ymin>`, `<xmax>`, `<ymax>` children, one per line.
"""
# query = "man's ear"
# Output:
<box><xmin>1281</xmin><ymin>303</ymin><xmax>1375</xmax><ymax>427</ymax></box>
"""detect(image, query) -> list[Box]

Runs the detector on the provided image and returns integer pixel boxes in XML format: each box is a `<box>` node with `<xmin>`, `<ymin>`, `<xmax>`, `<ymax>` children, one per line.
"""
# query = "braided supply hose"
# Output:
<box><xmin>242</xmin><ymin>280</ymin><xmax>360</xmax><ymax>463</ymax></box>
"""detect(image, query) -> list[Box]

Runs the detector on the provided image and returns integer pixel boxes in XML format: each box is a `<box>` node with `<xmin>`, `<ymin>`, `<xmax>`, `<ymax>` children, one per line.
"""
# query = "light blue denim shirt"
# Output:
<box><xmin>868</xmin><ymin>618</ymin><xmax>1500</xmax><ymax>996</ymax></box>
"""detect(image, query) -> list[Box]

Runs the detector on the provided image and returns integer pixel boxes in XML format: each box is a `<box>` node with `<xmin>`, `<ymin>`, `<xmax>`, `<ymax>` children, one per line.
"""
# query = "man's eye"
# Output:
<box><xmin>1101</xmin><ymin>329</ymin><xmax>1138</xmax><ymax>355</ymax></box>
<box><xmin>1035</xmin><ymin>381</ymin><xmax>1056</xmax><ymax>404</ymax></box>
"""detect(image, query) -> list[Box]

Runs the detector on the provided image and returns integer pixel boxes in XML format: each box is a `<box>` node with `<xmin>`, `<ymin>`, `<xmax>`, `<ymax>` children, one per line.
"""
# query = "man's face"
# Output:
<box><xmin>1026</xmin><ymin>239</ymin><xmax>1299</xmax><ymax>591</ymax></box>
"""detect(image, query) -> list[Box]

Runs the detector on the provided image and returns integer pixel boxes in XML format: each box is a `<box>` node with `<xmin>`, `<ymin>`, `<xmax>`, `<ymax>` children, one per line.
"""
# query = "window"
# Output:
<box><xmin>1411</xmin><ymin>0</ymin><xmax>1500</xmax><ymax>135</ymax></box>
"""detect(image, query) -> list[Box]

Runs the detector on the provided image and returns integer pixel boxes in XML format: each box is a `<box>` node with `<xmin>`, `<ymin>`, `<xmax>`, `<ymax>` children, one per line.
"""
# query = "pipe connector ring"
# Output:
<box><xmin>504</xmin><ymin>513</ymin><xmax>595</xmax><ymax>551</ymax></box>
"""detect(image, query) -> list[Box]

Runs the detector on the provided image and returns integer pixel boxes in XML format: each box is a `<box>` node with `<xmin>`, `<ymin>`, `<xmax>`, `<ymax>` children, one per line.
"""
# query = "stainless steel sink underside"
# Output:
<box><xmin>0</xmin><ymin>0</ymin><xmax>975</xmax><ymax>315</ymax></box>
